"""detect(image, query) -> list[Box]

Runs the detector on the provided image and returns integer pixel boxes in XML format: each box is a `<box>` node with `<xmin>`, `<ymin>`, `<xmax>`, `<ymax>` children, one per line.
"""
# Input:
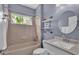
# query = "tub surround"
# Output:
<box><xmin>6</xmin><ymin>24</ymin><xmax>40</xmax><ymax>55</ymax></box>
<box><xmin>6</xmin><ymin>41</ymin><xmax>40</xmax><ymax>55</ymax></box>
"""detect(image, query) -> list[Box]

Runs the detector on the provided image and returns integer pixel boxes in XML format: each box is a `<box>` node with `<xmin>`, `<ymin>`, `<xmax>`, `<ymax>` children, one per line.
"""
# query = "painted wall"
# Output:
<box><xmin>8</xmin><ymin>4</ymin><xmax>35</xmax><ymax>16</ymax></box>
<box><xmin>37</xmin><ymin>4</ymin><xmax>79</xmax><ymax>40</ymax></box>
<box><xmin>43</xmin><ymin>4</ymin><xmax>56</xmax><ymax>18</ymax></box>
<box><xmin>53</xmin><ymin>5</ymin><xmax>79</xmax><ymax>39</ymax></box>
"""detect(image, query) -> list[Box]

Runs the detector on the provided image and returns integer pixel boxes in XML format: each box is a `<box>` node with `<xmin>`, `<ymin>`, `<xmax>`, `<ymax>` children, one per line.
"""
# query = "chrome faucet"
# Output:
<box><xmin>63</xmin><ymin>38</ymin><xmax>70</xmax><ymax>43</ymax></box>
<box><xmin>62</xmin><ymin>35</ymin><xmax>70</xmax><ymax>43</ymax></box>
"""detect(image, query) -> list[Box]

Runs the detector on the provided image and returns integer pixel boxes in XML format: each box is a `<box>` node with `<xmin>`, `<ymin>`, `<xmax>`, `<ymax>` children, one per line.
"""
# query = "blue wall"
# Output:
<box><xmin>8</xmin><ymin>4</ymin><xmax>35</xmax><ymax>16</ymax></box>
<box><xmin>36</xmin><ymin>4</ymin><xmax>79</xmax><ymax>40</ymax></box>
<box><xmin>35</xmin><ymin>5</ymin><xmax>42</xmax><ymax>17</ymax></box>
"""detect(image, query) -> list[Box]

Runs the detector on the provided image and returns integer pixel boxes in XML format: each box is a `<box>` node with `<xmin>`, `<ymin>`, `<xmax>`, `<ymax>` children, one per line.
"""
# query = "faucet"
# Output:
<box><xmin>62</xmin><ymin>35</ymin><xmax>70</xmax><ymax>43</ymax></box>
<box><xmin>63</xmin><ymin>38</ymin><xmax>70</xmax><ymax>43</ymax></box>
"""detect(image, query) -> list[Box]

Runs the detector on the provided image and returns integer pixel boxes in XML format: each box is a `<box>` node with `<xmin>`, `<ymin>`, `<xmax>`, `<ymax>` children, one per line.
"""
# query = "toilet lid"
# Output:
<box><xmin>33</xmin><ymin>48</ymin><xmax>47</xmax><ymax>54</ymax></box>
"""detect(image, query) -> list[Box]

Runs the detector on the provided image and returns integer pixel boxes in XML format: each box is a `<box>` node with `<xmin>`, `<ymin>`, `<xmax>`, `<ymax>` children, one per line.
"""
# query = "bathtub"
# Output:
<box><xmin>6</xmin><ymin>41</ymin><xmax>40</xmax><ymax>55</ymax></box>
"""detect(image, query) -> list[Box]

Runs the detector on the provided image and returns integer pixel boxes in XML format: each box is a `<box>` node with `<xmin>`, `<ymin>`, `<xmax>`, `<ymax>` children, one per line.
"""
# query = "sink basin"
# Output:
<box><xmin>53</xmin><ymin>41</ymin><xmax>75</xmax><ymax>49</ymax></box>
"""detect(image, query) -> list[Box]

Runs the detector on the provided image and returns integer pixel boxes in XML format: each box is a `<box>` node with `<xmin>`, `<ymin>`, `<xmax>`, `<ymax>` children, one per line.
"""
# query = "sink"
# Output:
<box><xmin>52</xmin><ymin>41</ymin><xmax>75</xmax><ymax>49</ymax></box>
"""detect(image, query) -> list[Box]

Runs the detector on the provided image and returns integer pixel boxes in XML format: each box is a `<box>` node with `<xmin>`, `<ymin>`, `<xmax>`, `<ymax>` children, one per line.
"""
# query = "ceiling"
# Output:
<box><xmin>22</xmin><ymin>4</ymin><xmax>39</xmax><ymax>9</ymax></box>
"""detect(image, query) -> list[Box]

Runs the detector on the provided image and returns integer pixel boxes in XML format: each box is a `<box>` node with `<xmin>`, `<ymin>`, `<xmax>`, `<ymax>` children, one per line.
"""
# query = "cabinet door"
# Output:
<box><xmin>43</xmin><ymin>42</ymin><xmax>71</xmax><ymax>55</ymax></box>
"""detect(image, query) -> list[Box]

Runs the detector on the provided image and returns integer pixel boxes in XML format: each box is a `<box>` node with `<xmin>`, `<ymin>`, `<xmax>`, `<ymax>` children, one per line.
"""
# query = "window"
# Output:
<box><xmin>11</xmin><ymin>13</ymin><xmax>33</xmax><ymax>25</ymax></box>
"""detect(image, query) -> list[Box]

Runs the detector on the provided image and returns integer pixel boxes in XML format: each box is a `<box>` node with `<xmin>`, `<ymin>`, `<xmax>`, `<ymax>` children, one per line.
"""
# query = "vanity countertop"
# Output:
<box><xmin>43</xmin><ymin>38</ymin><xmax>79</xmax><ymax>55</ymax></box>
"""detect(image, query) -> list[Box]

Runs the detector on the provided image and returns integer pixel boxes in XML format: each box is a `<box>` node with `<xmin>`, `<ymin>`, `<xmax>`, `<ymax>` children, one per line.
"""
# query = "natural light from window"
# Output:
<box><xmin>11</xmin><ymin>13</ymin><xmax>33</xmax><ymax>25</ymax></box>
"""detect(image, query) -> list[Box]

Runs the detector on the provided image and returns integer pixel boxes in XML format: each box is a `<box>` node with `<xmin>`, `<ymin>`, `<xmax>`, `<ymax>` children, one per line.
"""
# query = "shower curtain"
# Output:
<box><xmin>0</xmin><ymin>20</ymin><xmax>8</xmax><ymax>50</ymax></box>
<box><xmin>0</xmin><ymin>4</ymin><xmax>8</xmax><ymax>50</ymax></box>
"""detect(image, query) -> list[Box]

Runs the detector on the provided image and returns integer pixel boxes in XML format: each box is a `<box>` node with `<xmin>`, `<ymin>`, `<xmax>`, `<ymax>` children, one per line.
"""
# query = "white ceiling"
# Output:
<box><xmin>22</xmin><ymin>4</ymin><xmax>39</xmax><ymax>9</ymax></box>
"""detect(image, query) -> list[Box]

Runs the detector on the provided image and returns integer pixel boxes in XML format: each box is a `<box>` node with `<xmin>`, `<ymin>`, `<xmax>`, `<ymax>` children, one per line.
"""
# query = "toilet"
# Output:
<box><xmin>33</xmin><ymin>48</ymin><xmax>49</xmax><ymax>55</ymax></box>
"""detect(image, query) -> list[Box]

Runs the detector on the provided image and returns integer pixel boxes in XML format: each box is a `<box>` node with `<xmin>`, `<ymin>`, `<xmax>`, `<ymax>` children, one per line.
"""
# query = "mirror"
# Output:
<box><xmin>58</xmin><ymin>11</ymin><xmax>77</xmax><ymax>34</ymax></box>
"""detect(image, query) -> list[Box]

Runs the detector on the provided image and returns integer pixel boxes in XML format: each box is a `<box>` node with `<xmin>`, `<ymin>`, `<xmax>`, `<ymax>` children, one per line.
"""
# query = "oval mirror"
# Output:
<box><xmin>58</xmin><ymin>11</ymin><xmax>77</xmax><ymax>34</ymax></box>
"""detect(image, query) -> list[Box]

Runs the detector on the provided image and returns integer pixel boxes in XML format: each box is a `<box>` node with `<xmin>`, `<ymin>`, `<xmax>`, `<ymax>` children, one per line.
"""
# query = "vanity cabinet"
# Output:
<box><xmin>43</xmin><ymin>41</ymin><xmax>71</xmax><ymax>55</ymax></box>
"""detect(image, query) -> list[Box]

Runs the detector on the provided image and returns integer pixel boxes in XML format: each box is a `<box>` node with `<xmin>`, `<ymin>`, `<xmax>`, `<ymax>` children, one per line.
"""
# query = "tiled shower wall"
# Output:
<box><xmin>7</xmin><ymin>24</ymin><xmax>36</xmax><ymax>46</ymax></box>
